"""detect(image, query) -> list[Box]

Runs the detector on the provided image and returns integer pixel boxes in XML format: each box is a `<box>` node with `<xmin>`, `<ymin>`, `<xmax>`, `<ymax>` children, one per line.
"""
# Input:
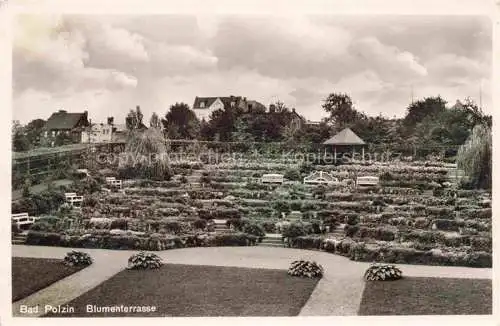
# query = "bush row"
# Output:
<box><xmin>25</xmin><ymin>231</ymin><xmax>259</xmax><ymax>250</ymax></box>
<box><xmin>320</xmin><ymin>238</ymin><xmax>492</xmax><ymax>268</ymax></box>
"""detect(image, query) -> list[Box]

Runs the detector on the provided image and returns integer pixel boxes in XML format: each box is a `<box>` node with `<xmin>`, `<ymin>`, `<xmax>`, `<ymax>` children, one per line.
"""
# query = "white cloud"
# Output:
<box><xmin>13</xmin><ymin>14</ymin><xmax>139</xmax><ymax>95</ymax></box>
<box><xmin>425</xmin><ymin>53</ymin><xmax>489</xmax><ymax>81</ymax></box>
<box><xmin>88</xmin><ymin>23</ymin><xmax>149</xmax><ymax>62</ymax></box>
<box><xmin>349</xmin><ymin>37</ymin><xmax>428</xmax><ymax>80</ymax></box>
<box><xmin>12</xmin><ymin>14</ymin><xmax>492</xmax><ymax>124</ymax></box>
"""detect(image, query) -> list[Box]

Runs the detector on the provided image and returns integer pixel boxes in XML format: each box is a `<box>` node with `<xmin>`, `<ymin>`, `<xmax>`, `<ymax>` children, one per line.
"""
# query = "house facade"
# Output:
<box><xmin>42</xmin><ymin>110</ymin><xmax>90</xmax><ymax>146</ymax></box>
<box><xmin>81</xmin><ymin>123</ymin><xmax>114</xmax><ymax>143</ymax></box>
<box><xmin>81</xmin><ymin>117</ymin><xmax>129</xmax><ymax>144</ymax></box>
<box><xmin>192</xmin><ymin>96</ymin><xmax>266</xmax><ymax>120</ymax></box>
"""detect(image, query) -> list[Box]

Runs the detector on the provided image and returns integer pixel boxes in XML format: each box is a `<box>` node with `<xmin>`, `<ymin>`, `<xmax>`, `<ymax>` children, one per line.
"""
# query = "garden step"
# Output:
<box><xmin>257</xmin><ymin>242</ymin><xmax>284</xmax><ymax>247</ymax></box>
<box><xmin>260</xmin><ymin>238</ymin><xmax>283</xmax><ymax>244</ymax></box>
<box><xmin>11</xmin><ymin>234</ymin><xmax>27</xmax><ymax>245</ymax></box>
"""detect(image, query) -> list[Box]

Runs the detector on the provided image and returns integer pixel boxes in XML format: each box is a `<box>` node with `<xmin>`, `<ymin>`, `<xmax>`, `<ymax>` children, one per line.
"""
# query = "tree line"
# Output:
<box><xmin>13</xmin><ymin>92</ymin><xmax>491</xmax><ymax>152</ymax></box>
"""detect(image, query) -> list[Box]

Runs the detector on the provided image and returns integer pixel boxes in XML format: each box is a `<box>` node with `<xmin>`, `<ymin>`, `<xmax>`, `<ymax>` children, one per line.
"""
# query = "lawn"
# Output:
<box><xmin>12</xmin><ymin>257</ymin><xmax>87</xmax><ymax>302</ymax></box>
<box><xmin>46</xmin><ymin>264</ymin><xmax>320</xmax><ymax>317</ymax></box>
<box><xmin>358</xmin><ymin>276</ymin><xmax>492</xmax><ymax>315</ymax></box>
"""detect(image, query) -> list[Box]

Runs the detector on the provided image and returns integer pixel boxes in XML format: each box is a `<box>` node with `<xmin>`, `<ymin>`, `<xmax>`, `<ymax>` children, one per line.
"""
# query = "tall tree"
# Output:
<box><xmin>12</xmin><ymin>120</ymin><xmax>30</xmax><ymax>152</ymax></box>
<box><xmin>205</xmin><ymin>107</ymin><xmax>239</xmax><ymax>142</ymax></box>
<box><xmin>322</xmin><ymin>93</ymin><xmax>365</xmax><ymax>131</ymax></box>
<box><xmin>232</xmin><ymin>117</ymin><xmax>254</xmax><ymax>142</ymax></box>
<box><xmin>457</xmin><ymin>123</ymin><xmax>491</xmax><ymax>189</ymax></box>
<box><xmin>403</xmin><ymin>96</ymin><xmax>447</xmax><ymax>128</ymax></box>
<box><xmin>149</xmin><ymin>112</ymin><xmax>161</xmax><ymax>129</ymax></box>
<box><xmin>24</xmin><ymin>118</ymin><xmax>46</xmax><ymax>147</ymax></box>
<box><xmin>162</xmin><ymin>102</ymin><xmax>200</xmax><ymax>139</ymax></box>
<box><xmin>126</xmin><ymin>105</ymin><xmax>144</xmax><ymax>130</ymax></box>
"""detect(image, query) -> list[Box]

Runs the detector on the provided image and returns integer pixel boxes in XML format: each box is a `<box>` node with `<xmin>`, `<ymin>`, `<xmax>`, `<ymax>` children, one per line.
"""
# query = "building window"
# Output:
<box><xmin>231</xmin><ymin>101</ymin><xmax>235</xmax><ymax>108</ymax></box>
<box><xmin>200</xmin><ymin>101</ymin><xmax>205</xmax><ymax>108</ymax></box>
<box><xmin>44</xmin><ymin>131</ymin><xmax>48</xmax><ymax>137</ymax></box>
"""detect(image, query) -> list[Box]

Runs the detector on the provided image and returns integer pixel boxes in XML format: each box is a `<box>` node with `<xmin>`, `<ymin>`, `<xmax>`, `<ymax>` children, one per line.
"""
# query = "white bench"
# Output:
<box><xmin>261</xmin><ymin>174</ymin><xmax>284</xmax><ymax>184</ymax></box>
<box><xmin>357</xmin><ymin>176</ymin><xmax>379</xmax><ymax>186</ymax></box>
<box><xmin>105</xmin><ymin>177</ymin><xmax>123</xmax><ymax>189</ymax></box>
<box><xmin>288</xmin><ymin>211</ymin><xmax>303</xmax><ymax>220</ymax></box>
<box><xmin>76</xmin><ymin>168</ymin><xmax>90</xmax><ymax>177</ymax></box>
<box><xmin>304</xmin><ymin>171</ymin><xmax>339</xmax><ymax>185</ymax></box>
<box><xmin>65</xmin><ymin>192</ymin><xmax>84</xmax><ymax>207</ymax></box>
<box><xmin>12</xmin><ymin>213</ymin><xmax>40</xmax><ymax>229</ymax></box>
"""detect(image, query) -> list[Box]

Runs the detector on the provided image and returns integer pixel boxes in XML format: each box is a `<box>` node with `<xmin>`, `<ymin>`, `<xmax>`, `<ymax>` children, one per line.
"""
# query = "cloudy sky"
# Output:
<box><xmin>12</xmin><ymin>14</ymin><xmax>492</xmax><ymax>124</ymax></box>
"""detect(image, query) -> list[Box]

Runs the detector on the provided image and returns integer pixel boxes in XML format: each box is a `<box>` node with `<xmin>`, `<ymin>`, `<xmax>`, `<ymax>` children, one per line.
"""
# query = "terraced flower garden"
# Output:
<box><xmin>20</xmin><ymin>156</ymin><xmax>492</xmax><ymax>268</ymax></box>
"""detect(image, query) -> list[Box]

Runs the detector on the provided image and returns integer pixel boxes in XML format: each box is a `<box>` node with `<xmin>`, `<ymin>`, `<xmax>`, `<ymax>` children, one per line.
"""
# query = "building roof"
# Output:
<box><xmin>193</xmin><ymin>96</ymin><xmax>244</xmax><ymax>109</ymax></box>
<box><xmin>323</xmin><ymin>127</ymin><xmax>366</xmax><ymax>145</ymax></box>
<box><xmin>44</xmin><ymin>110</ymin><xmax>88</xmax><ymax>130</ymax></box>
<box><xmin>193</xmin><ymin>96</ymin><xmax>265</xmax><ymax>111</ymax></box>
<box><xmin>193</xmin><ymin>97</ymin><xmax>221</xmax><ymax>109</ymax></box>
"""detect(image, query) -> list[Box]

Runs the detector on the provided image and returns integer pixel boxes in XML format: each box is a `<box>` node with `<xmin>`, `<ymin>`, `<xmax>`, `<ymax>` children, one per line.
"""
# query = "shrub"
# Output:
<box><xmin>311</xmin><ymin>220</ymin><xmax>322</xmax><ymax>234</ymax></box>
<box><xmin>82</xmin><ymin>196</ymin><xmax>99</xmax><ymax>208</ymax></box>
<box><xmin>12</xmin><ymin>223</ymin><xmax>20</xmax><ymax>235</ymax></box>
<box><xmin>470</xmin><ymin>236</ymin><xmax>492</xmax><ymax>252</ymax></box>
<box><xmin>432</xmin><ymin>219</ymin><xmax>459</xmax><ymax>231</ymax></box>
<box><xmin>344</xmin><ymin>224</ymin><xmax>359</xmax><ymax>237</ymax></box>
<box><xmin>162</xmin><ymin>221</ymin><xmax>183</xmax><ymax>234</ymax></box>
<box><xmin>358</xmin><ymin>227</ymin><xmax>396</xmax><ymax>241</ymax></box>
<box><xmin>284</xmin><ymin>169</ymin><xmax>302</xmax><ymax>181</ymax></box>
<box><xmin>289</xmin><ymin>236</ymin><xmax>323</xmax><ymax>249</ymax></box>
<box><xmin>345</xmin><ymin>214</ymin><xmax>359</xmax><ymax>225</ymax></box>
<box><xmin>288</xmin><ymin>260</ymin><xmax>324</xmax><ymax>278</ymax></box>
<box><xmin>64</xmin><ymin>250</ymin><xmax>93</xmax><ymax>267</ymax></box>
<box><xmin>110</xmin><ymin>218</ymin><xmax>128</xmax><ymax>230</ymax></box>
<box><xmin>30</xmin><ymin>221</ymin><xmax>54</xmax><ymax>232</ymax></box>
<box><xmin>209</xmin><ymin>233</ymin><xmax>257</xmax><ymax>246</ymax></box>
<box><xmin>414</xmin><ymin>217</ymin><xmax>430</xmax><ymax>229</ymax></box>
<box><xmin>364</xmin><ymin>263</ymin><xmax>402</xmax><ymax>281</ymax></box>
<box><xmin>261</xmin><ymin>221</ymin><xmax>276</xmax><ymax>233</ymax></box>
<box><xmin>465</xmin><ymin>251</ymin><xmax>492</xmax><ymax>268</ymax></box>
<box><xmin>127</xmin><ymin>252</ymin><xmax>163</xmax><ymax>270</ymax></box>
<box><xmin>282</xmin><ymin>223</ymin><xmax>307</xmax><ymax>238</ymax></box>
<box><xmin>26</xmin><ymin>231</ymin><xmax>62</xmax><ymax>246</ymax></box>
<box><xmin>193</xmin><ymin>219</ymin><xmax>208</xmax><ymax>230</ymax></box>
<box><xmin>379</xmin><ymin>171</ymin><xmax>394</xmax><ymax>181</ymax></box>
<box><xmin>243</xmin><ymin>223</ymin><xmax>266</xmax><ymax>239</ymax></box>
<box><xmin>226</xmin><ymin>218</ymin><xmax>250</xmax><ymax>231</ymax></box>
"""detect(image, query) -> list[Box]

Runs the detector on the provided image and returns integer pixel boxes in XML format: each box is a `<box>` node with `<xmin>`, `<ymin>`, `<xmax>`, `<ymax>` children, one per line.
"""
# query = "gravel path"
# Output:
<box><xmin>11</xmin><ymin>245</ymin><xmax>492</xmax><ymax>317</ymax></box>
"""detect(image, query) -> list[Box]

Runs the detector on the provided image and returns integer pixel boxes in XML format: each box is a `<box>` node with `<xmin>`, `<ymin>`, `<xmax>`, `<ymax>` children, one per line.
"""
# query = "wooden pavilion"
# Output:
<box><xmin>322</xmin><ymin>128</ymin><xmax>366</xmax><ymax>160</ymax></box>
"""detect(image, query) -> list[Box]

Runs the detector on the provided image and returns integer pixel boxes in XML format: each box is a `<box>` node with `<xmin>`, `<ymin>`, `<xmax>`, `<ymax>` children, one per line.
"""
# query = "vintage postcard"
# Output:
<box><xmin>3</xmin><ymin>0</ymin><xmax>497</xmax><ymax>325</ymax></box>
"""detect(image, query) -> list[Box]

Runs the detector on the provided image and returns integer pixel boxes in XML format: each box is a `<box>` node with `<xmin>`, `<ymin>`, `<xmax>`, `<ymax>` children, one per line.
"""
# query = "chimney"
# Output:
<box><xmin>58</xmin><ymin>109</ymin><xmax>67</xmax><ymax>113</ymax></box>
<box><xmin>83</xmin><ymin>110</ymin><xmax>89</xmax><ymax>125</ymax></box>
<box><xmin>107</xmin><ymin>117</ymin><xmax>114</xmax><ymax>125</ymax></box>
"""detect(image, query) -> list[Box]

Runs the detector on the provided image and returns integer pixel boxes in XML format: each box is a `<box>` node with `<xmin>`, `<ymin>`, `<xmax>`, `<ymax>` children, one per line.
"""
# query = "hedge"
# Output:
<box><xmin>321</xmin><ymin>238</ymin><xmax>491</xmax><ymax>268</ymax></box>
<box><xmin>25</xmin><ymin>231</ymin><xmax>258</xmax><ymax>250</ymax></box>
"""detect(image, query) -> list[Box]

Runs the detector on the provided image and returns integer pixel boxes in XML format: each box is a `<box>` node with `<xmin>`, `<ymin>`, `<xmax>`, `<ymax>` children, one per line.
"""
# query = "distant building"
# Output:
<box><xmin>43</xmin><ymin>110</ymin><xmax>90</xmax><ymax>146</ymax></box>
<box><xmin>81</xmin><ymin>122</ymin><xmax>113</xmax><ymax>143</ymax></box>
<box><xmin>81</xmin><ymin>117</ymin><xmax>130</xmax><ymax>144</ymax></box>
<box><xmin>289</xmin><ymin>108</ymin><xmax>321</xmax><ymax>130</ymax></box>
<box><xmin>192</xmin><ymin>96</ymin><xmax>266</xmax><ymax>120</ymax></box>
